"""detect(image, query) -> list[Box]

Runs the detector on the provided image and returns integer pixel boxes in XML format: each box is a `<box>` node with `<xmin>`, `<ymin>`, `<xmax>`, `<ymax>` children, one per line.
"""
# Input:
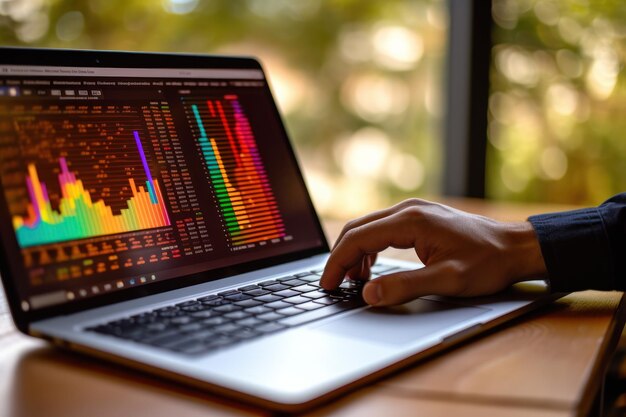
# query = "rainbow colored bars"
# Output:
<box><xmin>13</xmin><ymin>131</ymin><xmax>170</xmax><ymax>247</ymax></box>
<box><xmin>191</xmin><ymin>96</ymin><xmax>285</xmax><ymax>245</ymax></box>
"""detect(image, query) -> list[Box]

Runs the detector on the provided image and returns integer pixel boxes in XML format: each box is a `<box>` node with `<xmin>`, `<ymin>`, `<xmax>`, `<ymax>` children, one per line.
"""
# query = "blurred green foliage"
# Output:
<box><xmin>0</xmin><ymin>0</ymin><xmax>446</xmax><ymax>219</ymax></box>
<box><xmin>2</xmin><ymin>0</ymin><xmax>624</xmax><ymax>214</ymax></box>
<box><xmin>489</xmin><ymin>0</ymin><xmax>626</xmax><ymax>204</ymax></box>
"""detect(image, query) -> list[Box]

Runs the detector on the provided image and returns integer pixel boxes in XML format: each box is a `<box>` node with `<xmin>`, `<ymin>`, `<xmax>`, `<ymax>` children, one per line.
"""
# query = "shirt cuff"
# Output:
<box><xmin>528</xmin><ymin>207</ymin><xmax>613</xmax><ymax>292</ymax></box>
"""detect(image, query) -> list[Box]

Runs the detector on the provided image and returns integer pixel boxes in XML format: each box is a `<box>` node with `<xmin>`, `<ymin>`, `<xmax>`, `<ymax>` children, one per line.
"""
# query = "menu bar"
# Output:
<box><xmin>0</xmin><ymin>65</ymin><xmax>264</xmax><ymax>79</ymax></box>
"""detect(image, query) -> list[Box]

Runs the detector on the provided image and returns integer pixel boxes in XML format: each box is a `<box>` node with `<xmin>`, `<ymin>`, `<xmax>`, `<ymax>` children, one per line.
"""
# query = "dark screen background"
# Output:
<box><xmin>0</xmin><ymin>71</ymin><xmax>325</xmax><ymax>311</ymax></box>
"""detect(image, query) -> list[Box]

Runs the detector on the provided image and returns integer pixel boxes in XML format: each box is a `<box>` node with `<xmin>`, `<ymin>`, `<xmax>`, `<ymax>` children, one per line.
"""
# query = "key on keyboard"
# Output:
<box><xmin>86</xmin><ymin>265</ymin><xmax>403</xmax><ymax>356</ymax></box>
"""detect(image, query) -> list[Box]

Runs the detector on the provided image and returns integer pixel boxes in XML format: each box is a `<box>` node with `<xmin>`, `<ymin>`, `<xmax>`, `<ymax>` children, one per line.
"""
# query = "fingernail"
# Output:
<box><xmin>363</xmin><ymin>282</ymin><xmax>381</xmax><ymax>305</ymax></box>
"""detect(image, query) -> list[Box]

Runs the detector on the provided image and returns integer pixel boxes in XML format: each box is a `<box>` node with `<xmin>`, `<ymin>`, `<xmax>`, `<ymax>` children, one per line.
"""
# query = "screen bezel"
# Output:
<box><xmin>0</xmin><ymin>47</ymin><xmax>330</xmax><ymax>333</ymax></box>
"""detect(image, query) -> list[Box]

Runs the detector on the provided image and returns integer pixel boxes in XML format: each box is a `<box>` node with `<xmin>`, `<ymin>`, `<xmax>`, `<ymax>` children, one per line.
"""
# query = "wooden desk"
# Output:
<box><xmin>1</xmin><ymin>198</ymin><xmax>624</xmax><ymax>417</ymax></box>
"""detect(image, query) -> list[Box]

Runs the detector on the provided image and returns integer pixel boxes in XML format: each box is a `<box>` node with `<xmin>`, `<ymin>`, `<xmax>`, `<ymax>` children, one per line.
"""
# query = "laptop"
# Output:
<box><xmin>0</xmin><ymin>48</ymin><xmax>560</xmax><ymax>411</ymax></box>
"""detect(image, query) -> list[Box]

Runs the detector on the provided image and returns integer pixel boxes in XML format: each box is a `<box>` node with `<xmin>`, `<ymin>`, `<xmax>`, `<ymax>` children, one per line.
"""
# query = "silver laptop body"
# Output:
<box><xmin>0</xmin><ymin>48</ymin><xmax>558</xmax><ymax>412</ymax></box>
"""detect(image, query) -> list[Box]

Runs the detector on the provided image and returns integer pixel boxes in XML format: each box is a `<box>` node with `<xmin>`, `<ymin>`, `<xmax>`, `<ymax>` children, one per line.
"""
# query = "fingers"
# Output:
<box><xmin>345</xmin><ymin>257</ymin><xmax>367</xmax><ymax>281</ymax></box>
<box><xmin>325</xmin><ymin>199</ymin><xmax>428</xmax><ymax>287</ymax></box>
<box><xmin>321</xmin><ymin>210</ymin><xmax>419</xmax><ymax>289</ymax></box>
<box><xmin>345</xmin><ymin>254</ymin><xmax>378</xmax><ymax>281</ymax></box>
<box><xmin>362</xmin><ymin>262</ymin><xmax>461</xmax><ymax>306</ymax></box>
<box><xmin>333</xmin><ymin>198</ymin><xmax>427</xmax><ymax>249</ymax></box>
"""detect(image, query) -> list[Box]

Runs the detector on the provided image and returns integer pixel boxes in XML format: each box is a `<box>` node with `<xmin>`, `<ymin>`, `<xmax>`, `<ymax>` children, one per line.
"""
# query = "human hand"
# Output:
<box><xmin>320</xmin><ymin>199</ymin><xmax>547</xmax><ymax>306</ymax></box>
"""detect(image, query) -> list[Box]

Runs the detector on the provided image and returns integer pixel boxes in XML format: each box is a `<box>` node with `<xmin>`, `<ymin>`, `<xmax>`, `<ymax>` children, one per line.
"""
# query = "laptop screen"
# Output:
<box><xmin>0</xmin><ymin>59</ymin><xmax>325</xmax><ymax>312</ymax></box>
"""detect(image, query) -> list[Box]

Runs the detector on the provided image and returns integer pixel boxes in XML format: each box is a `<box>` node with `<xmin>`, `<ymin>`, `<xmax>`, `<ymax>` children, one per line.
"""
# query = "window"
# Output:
<box><xmin>0</xmin><ymin>0</ymin><xmax>448</xmax><ymax>218</ymax></box>
<box><xmin>488</xmin><ymin>0</ymin><xmax>626</xmax><ymax>204</ymax></box>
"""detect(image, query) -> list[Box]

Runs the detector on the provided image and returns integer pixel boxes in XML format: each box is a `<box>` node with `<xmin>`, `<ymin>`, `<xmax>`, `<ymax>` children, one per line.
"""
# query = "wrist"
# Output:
<box><xmin>501</xmin><ymin>221</ymin><xmax>548</xmax><ymax>283</ymax></box>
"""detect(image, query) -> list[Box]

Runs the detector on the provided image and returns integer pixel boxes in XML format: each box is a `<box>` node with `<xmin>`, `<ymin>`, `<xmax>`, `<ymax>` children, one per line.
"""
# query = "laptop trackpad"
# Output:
<box><xmin>314</xmin><ymin>298</ymin><xmax>489</xmax><ymax>346</ymax></box>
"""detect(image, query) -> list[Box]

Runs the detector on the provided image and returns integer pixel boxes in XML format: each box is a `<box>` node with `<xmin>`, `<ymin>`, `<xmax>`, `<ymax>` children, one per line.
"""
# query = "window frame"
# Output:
<box><xmin>443</xmin><ymin>0</ymin><xmax>492</xmax><ymax>198</ymax></box>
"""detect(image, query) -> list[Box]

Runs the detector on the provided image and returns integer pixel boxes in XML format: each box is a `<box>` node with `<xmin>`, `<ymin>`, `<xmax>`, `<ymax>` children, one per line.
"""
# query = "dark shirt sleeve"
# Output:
<box><xmin>528</xmin><ymin>193</ymin><xmax>626</xmax><ymax>292</ymax></box>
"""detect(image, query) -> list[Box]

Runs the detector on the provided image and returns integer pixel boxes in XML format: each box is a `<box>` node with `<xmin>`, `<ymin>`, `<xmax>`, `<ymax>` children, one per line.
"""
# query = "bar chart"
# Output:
<box><xmin>187</xmin><ymin>95</ymin><xmax>286</xmax><ymax>246</ymax></box>
<box><xmin>13</xmin><ymin>131</ymin><xmax>171</xmax><ymax>247</ymax></box>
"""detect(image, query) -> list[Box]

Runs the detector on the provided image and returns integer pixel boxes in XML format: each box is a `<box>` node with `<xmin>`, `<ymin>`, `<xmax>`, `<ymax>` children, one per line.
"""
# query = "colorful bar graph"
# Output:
<box><xmin>190</xmin><ymin>96</ymin><xmax>285</xmax><ymax>245</ymax></box>
<box><xmin>12</xmin><ymin>131</ymin><xmax>170</xmax><ymax>247</ymax></box>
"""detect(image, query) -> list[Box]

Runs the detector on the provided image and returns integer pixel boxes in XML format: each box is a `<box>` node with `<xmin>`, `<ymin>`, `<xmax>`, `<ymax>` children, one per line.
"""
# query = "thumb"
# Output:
<box><xmin>362</xmin><ymin>262</ymin><xmax>460</xmax><ymax>306</ymax></box>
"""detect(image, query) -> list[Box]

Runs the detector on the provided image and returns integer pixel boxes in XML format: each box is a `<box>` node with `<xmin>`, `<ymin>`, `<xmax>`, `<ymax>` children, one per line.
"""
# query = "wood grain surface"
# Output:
<box><xmin>1</xmin><ymin>198</ymin><xmax>623</xmax><ymax>417</ymax></box>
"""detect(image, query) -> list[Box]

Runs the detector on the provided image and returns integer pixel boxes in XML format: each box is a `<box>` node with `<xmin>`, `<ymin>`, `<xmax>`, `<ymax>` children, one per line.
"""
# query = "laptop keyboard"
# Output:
<box><xmin>86</xmin><ymin>265</ymin><xmax>404</xmax><ymax>356</ymax></box>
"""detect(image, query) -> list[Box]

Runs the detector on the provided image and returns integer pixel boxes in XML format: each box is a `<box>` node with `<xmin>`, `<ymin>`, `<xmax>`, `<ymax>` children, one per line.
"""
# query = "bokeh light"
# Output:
<box><xmin>0</xmin><ymin>0</ymin><xmax>446</xmax><ymax>219</ymax></box>
<box><xmin>489</xmin><ymin>0</ymin><xmax>626</xmax><ymax>204</ymax></box>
